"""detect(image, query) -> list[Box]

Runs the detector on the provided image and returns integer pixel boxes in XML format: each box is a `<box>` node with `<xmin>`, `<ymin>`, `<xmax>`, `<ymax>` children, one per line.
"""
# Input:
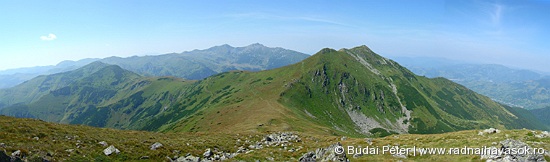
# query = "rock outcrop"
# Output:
<box><xmin>103</xmin><ymin>145</ymin><xmax>121</xmax><ymax>156</ymax></box>
<box><xmin>151</xmin><ymin>142</ymin><xmax>163</xmax><ymax>150</ymax></box>
<box><xmin>480</xmin><ymin>139</ymin><xmax>546</xmax><ymax>162</ymax></box>
<box><xmin>478</xmin><ymin>128</ymin><xmax>501</xmax><ymax>136</ymax></box>
<box><xmin>299</xmin><ymin>143</ymin><xmax>349</xmax><ymax>162</ymax></box>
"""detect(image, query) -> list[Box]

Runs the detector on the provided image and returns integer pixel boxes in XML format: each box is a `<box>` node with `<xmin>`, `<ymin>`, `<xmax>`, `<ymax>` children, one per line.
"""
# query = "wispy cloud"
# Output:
<box><xmin>226</xmin><ymin>12</ymin><xmax>354</xmax><ymax>27</ymax></box>
<box><xmin>490</xmin><ymin>3</ymin><xmax>504</xmax><ymax>25</ymax></box>
<box><xmin>40</xmin><ymin>33</ymin><xmax>57</xmax><ymax>41</ymax></box>
<box><xmin>296</xmin><ymin>17</ymin><xmax>351</xmax><ymax>27</ymax></box>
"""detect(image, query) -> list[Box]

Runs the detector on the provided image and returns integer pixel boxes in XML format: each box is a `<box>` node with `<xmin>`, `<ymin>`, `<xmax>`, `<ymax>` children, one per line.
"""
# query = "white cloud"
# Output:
<box><xmin>40</xmin><ymin>33</ymin><xmax>57</xmax><ymax>41</ymax></box>
<box><xmin>226</xmin><ymin>12</ymin><xmax>353</xmax><ymax>27</ymax></box>
<box><xmin>490</xmin><ymin>4</ymin><xmax>504</xmax><ymax>25</ymax></box>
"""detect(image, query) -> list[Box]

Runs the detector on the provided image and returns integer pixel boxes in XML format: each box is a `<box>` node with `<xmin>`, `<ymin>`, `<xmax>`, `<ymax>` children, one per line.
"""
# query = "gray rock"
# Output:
<box><xmin>150</xmin><ymin>142</ymin><xmax>163</xmax><ymax>150</ymax></box>
<box><xmin>98</xmin><ymin>141</ymin><xmax>108</xmax><ymax>147</ymax></box>
<box><xmin>0</xmin><ymin>143</ymin><xmax>5</xmax><ymax>148</ymax></box>
<box><xmin>249</xmin><ymin>142</ymin><xmax>263</xmax><ymax>149</ymax></box>
<box><xmin>341</xmin><ymin>136</ymin><xmax>347</xmax><ymax>141</ymax></box>
<box><xmin>103</xmin><ymin>145</ymin><xmax>120</xmax><ymax>156</ymax></box>
<box><xmin>203</xmin><ymin>148</ymin><xmax>213</xmax><ymax>158</ymax></box>
<box><xmin>11</xmin><ymin>150</ymin><xmax>21</xmax><ymax>157</ymax></box>
<box><xmin>299</xmin><ymin>143</ymin><xmax>349</xmax><ymax>162</ymax></box>
<box><xmin>140</xmin><ymin>156</ymin><xmax>150</xmax><ymax>159</ymax></box>
<box><xmin>33</xmin><ymin>137</ymin><xmax>39</xmax><ymax>140</ymax></box>
<box><xmin>480</xmin><ymin>139</ymin><xmax>546</xmax><ymax>162</ymax></box>
<box><xmin>480</xmin><ymin>146</ymin><xmax>500</xmax><ymax>160</ymax></box>
<box><xmin>263</xmin><ymin>132</ymin><xmax>301</xmax><ymax>146</ymax></box>
<box><xmin>299</xmin><ymin>152</ymin><xmax>317</xmax><ymax>162</ymax></box>
<box><xmin>534</xmin><ymin>131</ymin><xmax>549</xmax><ymax>138</ymax></box>
<box><xmin>482</xmin><ymin>128</ymin><xmax>500</xmax><ymax>135</ymax></box>
<box><xmin>176</xmin><ymin>155</ymin><xmax>200</xmax><ymax>162</ymax></box>
<box><xmin>237</xmin><ymin>146</ymin><xmax>247</xmax><ymax>153</ymax></box>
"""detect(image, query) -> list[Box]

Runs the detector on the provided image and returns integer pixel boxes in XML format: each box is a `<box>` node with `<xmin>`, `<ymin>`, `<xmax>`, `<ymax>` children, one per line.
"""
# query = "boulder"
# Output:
<box><xmin>236</xmin><ymin>146</ymin><xmax>247</xmax><ymax>153</ymax></box>
<box><xmin>299</xmin><ymin>143</ymin><xmax>349</xmax><ymax>162</ymax></box>
<box><xmin>480</xmin><ymin>139</ymin><xmax>546</xmax><ymax>162</ymax></box>
<box><xmin>11</xmin><ymin>150</ymin><xmax>21</xmax><ymax>157</ymax></box>
<box><xmin>299</xmin><ymin>152</ymin><xmax>317</xmax><ymax>162</ymax></box>
<box><xmin>534</xmin><ymin>131</ymin><xmax>549</xmax><ymax>138</ymax></box>
<box><xmin>478</xmin><ymin>128</ymin><xmax>500</xmax><ymax>136</ymax></box>
<box><xmin>176</xmin><ymin>155</ymin><xmax>200</xmax><ymax>162</ymax></box>
<box><xmin>98</xmin><ymin>141</ymin><xmax>108</xmax><ymax>147</ymax></box>
<box><xmin>150</xmin><ymin>142</ymin><xmax>163</xmax><ymax>150</ymax></box>
<box><xmin>103</xmin><ymin>145</ymin><xmax>120</xmax><ymax>156</ymax></box>
<box><xmin>263</xmin><ymin>132</ymin><xmax>301</xmax><ymax>146</ymax></box>
<box><xmin>203</xmin><ymin>148</ymin><xmax>212</xmax><ymax>159</ymax></box>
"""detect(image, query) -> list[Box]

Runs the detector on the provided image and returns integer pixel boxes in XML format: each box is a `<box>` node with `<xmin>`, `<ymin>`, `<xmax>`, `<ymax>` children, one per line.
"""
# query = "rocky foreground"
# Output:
<box><xmin>0</xmin><ymin>116</ymin><xmax>549</xmax><ymax>161</ymax></box>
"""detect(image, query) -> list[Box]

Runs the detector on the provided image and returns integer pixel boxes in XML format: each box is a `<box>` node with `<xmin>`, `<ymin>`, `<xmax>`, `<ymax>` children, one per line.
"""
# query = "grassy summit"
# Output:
<box><xmin>0</xmin><ymin>115</ymin><xmax>548</xmax><ymax>161</ymax></box>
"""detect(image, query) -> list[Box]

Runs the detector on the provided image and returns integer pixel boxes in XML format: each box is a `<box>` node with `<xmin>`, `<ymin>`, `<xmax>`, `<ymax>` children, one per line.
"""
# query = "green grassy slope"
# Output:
<box><xmin>0</xmin><ymin>62</ymin><xmax>110</xmax><ymax>109</ymax></box>
<box><xmin>531</xmin><ymin>107</ymin><xmax>550</xmax><ymax>127</ymax></box>
<box><xmin>400</xmin><ymin>61</ymin><xmax>550</xmax><ymax>110</ymax></box>
<box><xmin>166</xmin><ymin>46</ymin><xmax>548</xmax><ymax>136</ymax></box>
<box><xmin>0</xmin><ymin>115</ymin><xmax>548</xmax><ymax>161</ymax></box>
<box><xmin>1</xmin><ymin>45</ymin><xmax>546</xmax><ymax>138</ymax></box>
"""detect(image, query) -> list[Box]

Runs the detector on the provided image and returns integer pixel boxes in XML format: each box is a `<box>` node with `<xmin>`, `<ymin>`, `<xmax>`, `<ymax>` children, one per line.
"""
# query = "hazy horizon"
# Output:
<box><xmin>1</xmin><ymin>0</ymin><xmax>549</xmax><ymax>72</ymax></box>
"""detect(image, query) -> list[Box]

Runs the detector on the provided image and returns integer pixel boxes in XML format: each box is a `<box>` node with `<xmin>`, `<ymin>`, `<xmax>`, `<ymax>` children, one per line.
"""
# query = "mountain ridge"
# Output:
<box><xmin>1</xmin><ymin>45</ymin><xmax>547</xmax><ymax>138</ymax></box>
<box><xmin>395</xmin><ymin>57</ymin><xmax>550</xmax><ymax>109</ymax></box>
<box><xmin>0</xmin><ymin>44</ymin><xmax>309</xmax><ymax>89</ymax></box>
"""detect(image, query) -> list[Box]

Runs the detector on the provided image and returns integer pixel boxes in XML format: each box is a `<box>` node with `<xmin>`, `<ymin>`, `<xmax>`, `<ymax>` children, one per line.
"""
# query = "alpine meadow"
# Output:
<box><xmin>1</xmin><ymin>1</ymin><xmax>550</xmax><ymax>161</ymax></box>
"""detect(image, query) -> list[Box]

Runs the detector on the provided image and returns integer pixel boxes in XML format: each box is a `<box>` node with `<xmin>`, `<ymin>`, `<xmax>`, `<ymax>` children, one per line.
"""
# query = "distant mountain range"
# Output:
<box><xmin>393</xmin><ymin>57</ymin><xmax>550</xmax><ymax>110</ymax></box>
<box><xmin>0</xmin><ymin>59</ymin><xmax>100</xmax><ymax>89</ymax></box>
<box><xmin>1</xmin><ymin>45</ymin><xmax>546</xmax><ymax>137</ymax></box>
<box><xmin>0</xmin><ymin>43</ymin><xmax>309</xmax><ymax>89</ymax></box>
<box><xmin>530</xmin><ymin>107</ymin><xmax>550</xmax><ymax>127</ymax></box>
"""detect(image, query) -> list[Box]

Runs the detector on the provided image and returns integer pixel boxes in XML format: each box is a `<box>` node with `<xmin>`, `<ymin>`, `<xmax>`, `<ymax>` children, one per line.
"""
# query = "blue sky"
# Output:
<box><xmin>1</xmin><ymin>0</ymin><xmax>549</xmax><ymax>72</ymax></box>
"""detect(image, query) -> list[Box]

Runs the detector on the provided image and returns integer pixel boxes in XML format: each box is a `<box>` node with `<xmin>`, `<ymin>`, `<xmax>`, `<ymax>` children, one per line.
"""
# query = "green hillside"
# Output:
<box><xmin>398</xmin><ymin>59</ymin><xmax>550</xmax><ymax>110</ymax></box>
<box><xmin>1</xmin><ymin>45</ymin><xmax>547</xmax><ymax>139</ymax></box>
<box><xmin>1</xmin><ymin>113</ymin><xmax>548</xmax><ymax>161</ymax></box>
<box><xmin>531</xmin><ymin>107</ymin><xmax>550</xmax><ymax>127</ymax></box>
<box><xmin>0</xmin><ymin>62</ymin><xmax>110</xmax><ymax>109</ymax></box>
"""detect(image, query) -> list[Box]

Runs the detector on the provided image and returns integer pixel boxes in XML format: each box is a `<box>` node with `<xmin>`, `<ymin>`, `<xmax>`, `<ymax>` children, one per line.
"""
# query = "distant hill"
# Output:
<box><xmin>530</xmin><ymin>107</ymin><xmax>550</xmax><ymax>127</ymax></box>
<box><xmin>100</xmin><ymin>43</ymin><xmax>310</xmax><ymax>80</ymax></box>
<box><xmin>0</xmin><ymin>44</ymin><xmax>309</xmax><ymax>89</ymax></box>
<box><xmin>393</xmin><ymin>57</ymin><xmax>550</xmax><ymax>109</ymax></box>
<box><xmin>0</xmin><ymin>58</ymin><xmax>100</xmax><ymax>89</ymax></box>
<box><xmin>1</xmin><ymin>45</ymin><xmax>547</xmax><ymax>137</ymax></box>
<box><xmin>0</xmin><ymin>62</ymin><xmax>111</xmax><ymax>109</ymax></box>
